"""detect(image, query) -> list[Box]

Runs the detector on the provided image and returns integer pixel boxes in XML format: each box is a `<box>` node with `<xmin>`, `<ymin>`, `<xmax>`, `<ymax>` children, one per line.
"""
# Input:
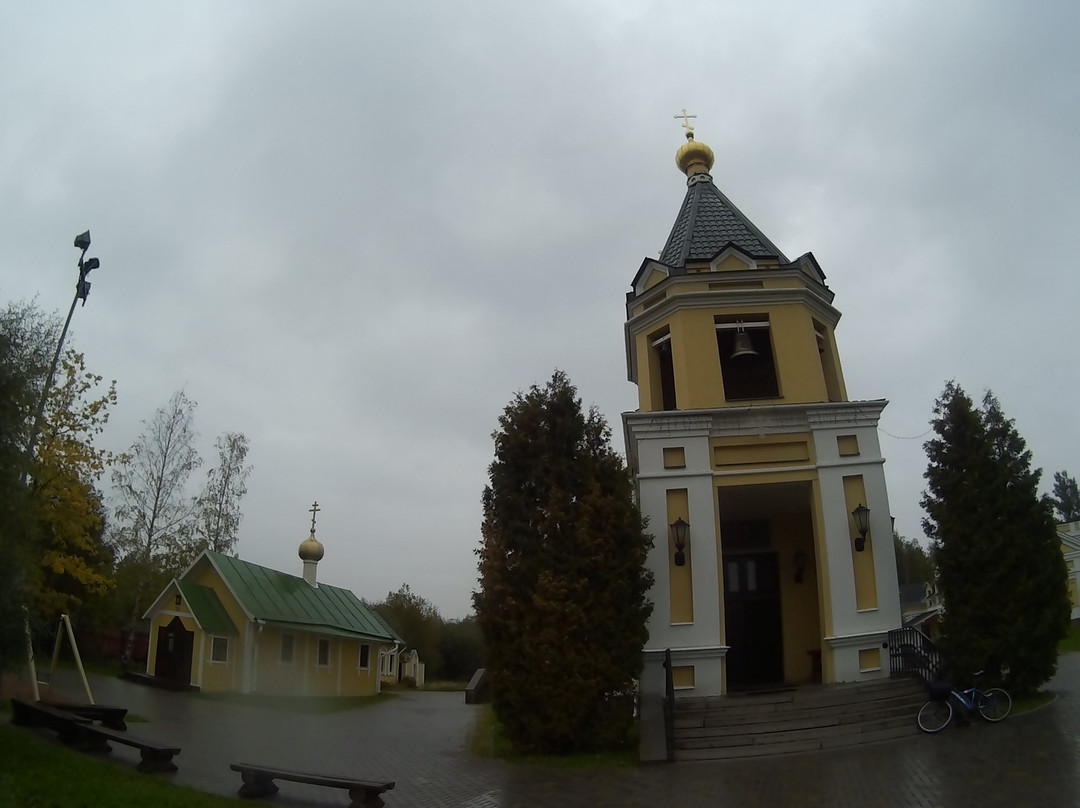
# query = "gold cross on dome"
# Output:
<box><xmin>309</xmin><ymin>501</ymin><xmax>320</xmax><ymax>533</ymax></box>
<box><xmin>674</xmin><ymin>108</ymin><xmax>697</xmax><ymax>134</ymax></box>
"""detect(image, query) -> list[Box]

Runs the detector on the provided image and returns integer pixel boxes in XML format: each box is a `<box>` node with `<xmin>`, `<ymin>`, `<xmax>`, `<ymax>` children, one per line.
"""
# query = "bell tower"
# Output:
<box><xmin>624</xmin><ymin>122</ymin><xmax>901</xmax><ymax>701</ymax></box>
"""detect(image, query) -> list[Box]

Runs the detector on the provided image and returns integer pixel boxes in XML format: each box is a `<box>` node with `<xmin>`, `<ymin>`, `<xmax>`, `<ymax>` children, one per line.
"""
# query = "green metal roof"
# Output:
<box><xmin>200</xmin><ymin>550</ymin><xmax>394</xmax><ymax>643</ymax></box>
<box><xmin>370</xmin><ymin>609</ymin><xmax>403</xmax><ymax>643</ymax></box>
<box><xmin>178</xmin><ymin>581</ymin><xmax>239</xmax><ymax>637</ymax></box>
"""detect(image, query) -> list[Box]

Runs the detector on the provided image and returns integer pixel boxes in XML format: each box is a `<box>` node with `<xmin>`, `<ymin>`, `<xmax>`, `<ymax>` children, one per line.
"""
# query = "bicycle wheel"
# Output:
<box><xmin>918</xmin><ymin>698</ymin><xmax>953</xmax><ymax>733</ymax></box>
<box><xmin>977</xmin><ymin>687</ymin><xmax>1012</xmax><ymax>722</ymax></box>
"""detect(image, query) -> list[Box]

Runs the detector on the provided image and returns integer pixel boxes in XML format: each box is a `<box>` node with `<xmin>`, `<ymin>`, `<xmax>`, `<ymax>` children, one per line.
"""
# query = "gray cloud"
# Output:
<box><xmin>2</xmin><ymin>1</ymin><xmax>1077</xmax><ymax>616</ymax></box>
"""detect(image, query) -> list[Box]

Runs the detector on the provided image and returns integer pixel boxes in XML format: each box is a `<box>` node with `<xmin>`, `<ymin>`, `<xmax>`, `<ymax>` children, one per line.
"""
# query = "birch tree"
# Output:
<box><xmin>111</xmin><ymin>389</ymin><xmax>201</xmax><ymax>637</ymax></box>
<box><xmin>193</xmin><ymin>431</ymin><xmax>251</xmax><ymax>555</ymax></box>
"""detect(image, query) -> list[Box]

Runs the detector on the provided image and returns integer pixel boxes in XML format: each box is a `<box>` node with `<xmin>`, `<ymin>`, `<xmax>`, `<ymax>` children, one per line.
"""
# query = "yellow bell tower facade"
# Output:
<box><xmin>625</xmin><ymin>128</ymin><xmax>901</xmax><ymax>699</ymax></box>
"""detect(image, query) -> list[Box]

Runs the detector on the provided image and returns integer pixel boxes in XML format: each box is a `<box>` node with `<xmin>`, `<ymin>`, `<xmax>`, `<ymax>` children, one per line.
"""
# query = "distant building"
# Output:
<box><xmin>1059</xmin><ymin>521</ymin><xmax>1080</xmax><ymax>620</ymax></box>
<box><xmin>625</xmin><ymin>126</ymin><xmax>902</xmax><ymax>699</ymax></box>
<box><xmin>142</xmin><ymin>519</ymin><xmax>398</xmax><ymax>696</ymax></box>
<box><xmin>899</xmin><ymin>581</ymin><xmax>943</xmax><ymax>638</ymax></box>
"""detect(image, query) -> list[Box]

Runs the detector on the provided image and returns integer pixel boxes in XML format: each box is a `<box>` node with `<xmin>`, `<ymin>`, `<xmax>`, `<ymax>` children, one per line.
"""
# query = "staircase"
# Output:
<box><xmin>671</xmin><ymin>678</ymin><xmax>926</xmax><ymax>760</ymax></box>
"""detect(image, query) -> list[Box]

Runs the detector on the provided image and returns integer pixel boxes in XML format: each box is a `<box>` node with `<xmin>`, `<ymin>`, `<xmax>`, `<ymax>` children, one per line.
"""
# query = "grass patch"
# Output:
<box><xmin>1058</xmin><ymin>621</ymin><xmax>1080</xmax><ymax>654</ymax></box>
<box><xmin>1012</xmin><ymin>690</ymin><xmax>1055</xmax><ymax>715</ymax></box>
<box><xmin>415</xmin><ymin>680</ymin><xmax>467</xmax><ymax>692</ymax></box>
<box><xmin>466</xmin><ymin>704</ymin><xmax>638</xmax><ymax>769</ymax></box>
<box><xmin>0</xmin><ymin>722</ymin><xmax>238</xmax><ymax>807</ymax></box>
<box><xmin>196</xmin><ymin>690</ymin><xmax>393</xmax><ymax>714</ymax></box>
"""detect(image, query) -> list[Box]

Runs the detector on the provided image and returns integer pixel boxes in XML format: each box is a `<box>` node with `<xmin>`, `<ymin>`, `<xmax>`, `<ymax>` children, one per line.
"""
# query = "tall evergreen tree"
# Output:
<box><xmin>1051</xmin><ymin>471</ymin><xmax>1080</xmax><ymax>523</ymax></box>
<box><xmin>474</xmin><ymin>371</ymin><xmax>653</xmax><ymax>754</ymax></box>
<box><xmin>922</xmin><ymin>383</ymin><xmax>1069</xmax><ymax>694</ymax></box>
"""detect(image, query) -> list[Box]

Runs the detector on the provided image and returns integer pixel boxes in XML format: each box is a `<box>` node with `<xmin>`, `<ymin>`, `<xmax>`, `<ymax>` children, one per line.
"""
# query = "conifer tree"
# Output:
<box><xmin>1051</xmin><ymin>471</ymin><xmax>1080</xmax><ymax>523</ymax></box>
<box><xmin>922</xmin><ymin>383</ymin><xmax>1069</xmax><ymax>694</ymax></box>
<box><xmin>474</xmin><ymin>371</ymin><xmax>653</xmax><ymax>754</ymax></box>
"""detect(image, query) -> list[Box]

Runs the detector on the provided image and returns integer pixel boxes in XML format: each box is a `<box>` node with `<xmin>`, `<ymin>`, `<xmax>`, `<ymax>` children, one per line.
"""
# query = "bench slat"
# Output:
<box><xmin>41</xmin><ymin>700</ymin><xmax>129</xmax><ymax>731</ymax></box>
<box><xmin>230</xmin><ymin>762</ymin><xmax>394</xmax><ymax>807</ymax></box>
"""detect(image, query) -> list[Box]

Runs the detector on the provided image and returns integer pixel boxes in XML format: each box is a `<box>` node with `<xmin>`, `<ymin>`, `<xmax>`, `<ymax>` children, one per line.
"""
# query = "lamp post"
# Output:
<box><xmin>23</xmin><ymin>230</ymin><xmax>100</xmax><ymax>480</ymax></box>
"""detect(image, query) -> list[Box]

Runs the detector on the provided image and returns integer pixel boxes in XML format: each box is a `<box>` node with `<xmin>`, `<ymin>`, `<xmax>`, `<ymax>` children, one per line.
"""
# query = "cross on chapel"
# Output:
<box><xmin>674</xmin><ymin>108</ymin><xmax>697</xmax><ymax>135</ymax></box>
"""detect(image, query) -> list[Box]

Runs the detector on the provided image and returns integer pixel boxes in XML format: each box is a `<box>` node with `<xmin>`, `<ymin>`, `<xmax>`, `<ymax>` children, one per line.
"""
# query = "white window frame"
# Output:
<box><xmin>210</xmin><ymin>635</ymin><xmax>229</xmax><ymax>663</ymax></box>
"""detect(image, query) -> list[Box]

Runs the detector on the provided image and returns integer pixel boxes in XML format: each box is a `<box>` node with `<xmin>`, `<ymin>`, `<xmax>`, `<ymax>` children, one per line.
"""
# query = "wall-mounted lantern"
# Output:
<box><xmin>794</xmin><ymin>550</ymin><xmax>808</xmax><ymax>583</ymax></box>
<box><xmin>851</xmin><ymin>503</ymin><xmax>871</xmax><ymax>552</ymax></box>
<box><xmin>670</xmin><ymin>517</ymin><xmax>690</xmax><ymax>566</ymax></box>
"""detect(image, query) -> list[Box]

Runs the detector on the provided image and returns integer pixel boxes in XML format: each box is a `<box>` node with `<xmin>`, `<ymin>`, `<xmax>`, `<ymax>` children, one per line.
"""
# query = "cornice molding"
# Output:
<box><xmin>626</xmin><ymin>281</ymin><xmax>841</xmax><ymax>341</ymax></box>
<box><xmin>625</xmin><ymin>400</ymin><xmax>889</xmax><ymax>439</ymax></box>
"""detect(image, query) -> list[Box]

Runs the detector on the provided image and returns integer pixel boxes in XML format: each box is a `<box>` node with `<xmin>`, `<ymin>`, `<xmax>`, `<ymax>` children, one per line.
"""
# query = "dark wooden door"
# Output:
<box><xmin>154</xmin><ymin>616</ymin><xmax>193</xmax><ymax>684</ymax></box>
<box><xmin>724</xmin><ymin>553</ymin><xmax>784</xmax><ymax>689</ymax></box>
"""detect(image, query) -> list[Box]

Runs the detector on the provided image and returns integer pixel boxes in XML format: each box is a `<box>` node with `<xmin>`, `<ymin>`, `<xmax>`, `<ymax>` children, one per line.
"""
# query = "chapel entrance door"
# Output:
<box><xmin>154</xmin><ymin>615</ymin><xmax>193</xmax><ymax>685</ymax></box>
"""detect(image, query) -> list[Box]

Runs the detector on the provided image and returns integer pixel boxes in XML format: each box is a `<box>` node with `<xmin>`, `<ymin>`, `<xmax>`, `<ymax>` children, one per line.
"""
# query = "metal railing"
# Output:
<box><xmin>886</xmin><ymin>626</ymin><xmax>946</xmax><ymax>687</ymax></box>
<box><xmin>663</xmin><ymin>648</ymin><xmax>674</xmax><ymax>762</ymax></box>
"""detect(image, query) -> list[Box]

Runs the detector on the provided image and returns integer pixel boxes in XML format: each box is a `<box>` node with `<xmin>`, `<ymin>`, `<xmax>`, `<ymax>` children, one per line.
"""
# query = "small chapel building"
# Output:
<box><xmin>624</xmin><ymin>125</ymin><xmax>902</xmax><ymax>699</ymax></box>
<box><xmin>142</xmin><ymin>514</ymin><xmax>398</xmax><ymax>696</ymax></box>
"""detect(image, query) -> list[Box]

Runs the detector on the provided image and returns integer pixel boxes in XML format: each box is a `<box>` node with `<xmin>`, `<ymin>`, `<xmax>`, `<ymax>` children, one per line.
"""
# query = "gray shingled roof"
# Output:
<box><xmin>659</xmin><ymin>174</ymin><xmax>789</xmax><ymax>267</ymax></box>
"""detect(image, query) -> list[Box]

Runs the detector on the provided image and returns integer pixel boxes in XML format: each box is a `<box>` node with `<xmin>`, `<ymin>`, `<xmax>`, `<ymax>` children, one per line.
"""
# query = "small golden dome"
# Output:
<box><xmin>676</xmin><ymin>132</ymin><xmax>715</xmax><ymax>177</ymax></box>
<box><xmin>299</xmin><ymin>531</ymin><xmax>325</xmax><ymax>562</ymax></box>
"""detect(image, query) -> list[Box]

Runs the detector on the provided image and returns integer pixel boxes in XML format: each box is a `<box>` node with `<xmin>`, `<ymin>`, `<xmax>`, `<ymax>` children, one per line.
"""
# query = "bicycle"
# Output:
<box><xmin>917</xmin><ymin>671</ymin><xmax>1012</xmax><ymax>733</ymax></box>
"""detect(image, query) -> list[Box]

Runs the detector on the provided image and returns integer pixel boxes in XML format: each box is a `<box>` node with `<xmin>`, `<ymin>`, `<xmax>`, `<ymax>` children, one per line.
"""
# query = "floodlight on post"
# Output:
<box><xmin>22</xmin><ymin>230</ymin><xmax>102</xmax><ymax>480</ymax></box>
<box><xmin>851</xmin><ymin>503</ymin><xmax>871</xmax><ymax>552</ymax></box>
<box><xmin>670</xmin><ymin>517</ymin><xmax>690</xmax><ymax>567</ymax></box>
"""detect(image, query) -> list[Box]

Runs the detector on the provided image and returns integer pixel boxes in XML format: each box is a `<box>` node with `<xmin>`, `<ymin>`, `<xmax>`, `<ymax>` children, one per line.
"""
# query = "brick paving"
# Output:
<box><xmin>11</xmin><ymin>654</ymin><xmax>1080</xmax><ymax>807</ymax></box>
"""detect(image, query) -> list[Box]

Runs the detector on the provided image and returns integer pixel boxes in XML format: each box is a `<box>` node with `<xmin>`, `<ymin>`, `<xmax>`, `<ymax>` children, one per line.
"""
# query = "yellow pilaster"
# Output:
<box><xmin>666</xmin><ymin>488</ymin><xmax>694</xmax><ymax>623</ymax></box>
<box><xmin>843</xmin><ymin>475</ymin><xmax>878</xmax><ymax>610</ymax></box>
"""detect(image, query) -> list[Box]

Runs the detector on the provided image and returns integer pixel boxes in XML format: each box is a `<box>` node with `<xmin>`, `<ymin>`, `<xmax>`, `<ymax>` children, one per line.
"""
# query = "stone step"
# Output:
<box><xmin>677</xmin><ymin>678</ymin><xmax>924</xmax><ymax>712</ymax></box>
<box><xmin>670</xmin><ymin>678</ymin><xmax>926</xmax><ymax>761</ymax></box>
<box><xmin>675</xmin><ymin>721</ymin><xmax>918</xmax><ymax>761</ymax></box>
<box><xmin>676</xmin><ymin>704</ymin><xmax>919</xmax><ymax>740</ymax></box>
<box><xmin>676</xmin><ymin>694</ymin><xmax>924</xmax><ymax>730</ymax></box>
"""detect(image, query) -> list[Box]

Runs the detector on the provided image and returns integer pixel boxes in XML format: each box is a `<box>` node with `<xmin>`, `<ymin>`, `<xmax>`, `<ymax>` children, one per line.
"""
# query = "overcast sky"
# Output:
<box><xmin>2</xmin><ymin>2</ymin><xmax>1077</xmax><ymax>619</ymax></box>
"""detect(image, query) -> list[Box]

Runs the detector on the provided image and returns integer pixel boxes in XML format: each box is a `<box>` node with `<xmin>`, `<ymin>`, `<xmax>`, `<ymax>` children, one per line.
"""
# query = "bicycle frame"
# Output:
<box><xmin>951</xmin><ymin>686</ymin><xmax>981</xmax><ymax>713</ymax></box>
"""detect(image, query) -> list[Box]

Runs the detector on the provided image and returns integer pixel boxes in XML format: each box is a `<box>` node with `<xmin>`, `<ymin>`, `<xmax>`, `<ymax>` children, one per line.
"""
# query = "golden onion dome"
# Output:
<box><xmin>675</xmin><ymin>131</ymin><xmax>715</xmax><ymax>177</ymax></box>
<box><xmin>298</xmin><ymin>530</ymin><xmax>325</xmax><ymax>562</ymax></box>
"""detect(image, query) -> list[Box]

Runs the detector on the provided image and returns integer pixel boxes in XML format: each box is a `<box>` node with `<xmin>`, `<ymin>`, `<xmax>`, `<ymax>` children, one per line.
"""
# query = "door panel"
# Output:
<box><xmin>724</xmin><ymin>553</ymin><xmax>783</xmax><ymax>688</ymax></box>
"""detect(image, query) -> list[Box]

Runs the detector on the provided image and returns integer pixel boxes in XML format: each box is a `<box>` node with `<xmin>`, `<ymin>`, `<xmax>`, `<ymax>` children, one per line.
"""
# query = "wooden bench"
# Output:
<box><xmin>11</xmin><ymin>698</ymin><xmax>91</xmax><ymax>733</ymax></box>
<box><xmin>11</xmin><ymin>698</ymin><xmax>180</xmax><ymax>773</ymax></box>
<box><xmin>230</xmin><ymin>762</ymin><xmax>395</xmax><ymax>807</ymax></box>
<box><xmin>40</xmin><ymin>700</ymin><xmax>128</xmax><ymax>730</ymax></box>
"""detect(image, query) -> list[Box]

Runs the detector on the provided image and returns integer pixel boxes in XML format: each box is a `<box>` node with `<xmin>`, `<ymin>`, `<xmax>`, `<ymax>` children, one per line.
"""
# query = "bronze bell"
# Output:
<box><xmin>731</xmin><ymin>327</ymin><xmax>758</xmax><ymax>359</ymax></box>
